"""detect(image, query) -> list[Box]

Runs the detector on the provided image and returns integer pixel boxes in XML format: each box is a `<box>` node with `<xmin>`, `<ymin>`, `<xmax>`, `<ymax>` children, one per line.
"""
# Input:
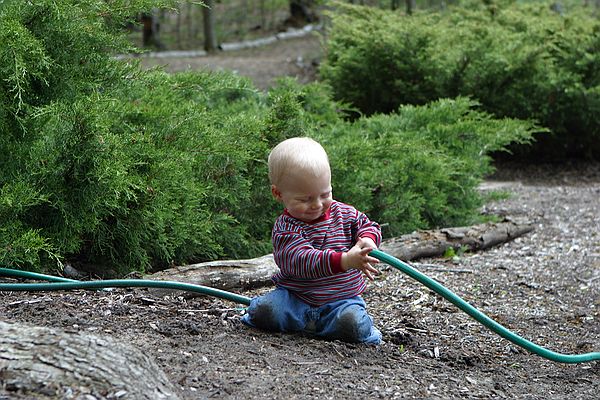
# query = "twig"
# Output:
<box><xmin>576</xmin><ymin>275</ymin><xmax>600</xmax><ymax>284</ymax></box>
<box><xmin>412</xmin><ymin>263</ymin><xmax>475</xmax><ymax>274</ymax></box>
<box><xmin>405</xmin><ymin>326</ymin><xmax>429</xmax><ymax>334</ymax></box>
<box><xmin>177</xmin><ymin>307</ymin><xmax>242</xmax><ymax>313</ymax></box>
<box><xmin>7</xmin><ymin>297</ymin><xmax>51</xmax><ymax>306</ymax></box>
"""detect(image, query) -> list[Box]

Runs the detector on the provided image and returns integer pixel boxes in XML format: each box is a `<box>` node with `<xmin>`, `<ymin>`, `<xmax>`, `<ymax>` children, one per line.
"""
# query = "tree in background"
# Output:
<box><xmin>202</xmin><ymin>0</ymin><xmax>218</xmax><ymax>52</ymax></box>
<box><xmin>141</xmin><ymin>9</ymin><xmax>165</xmax><ymax>49</ymax></box>
<box><xmin>289</xmin><ymin>0</ymin><xmax>320</xmax><ymax>26</ymax></box>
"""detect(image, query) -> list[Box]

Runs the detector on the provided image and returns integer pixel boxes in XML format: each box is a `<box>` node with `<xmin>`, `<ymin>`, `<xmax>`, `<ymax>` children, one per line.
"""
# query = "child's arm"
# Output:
<box><xmin>354</xmin><ymin>211</ymin><xmax>382</xmax><ymax>248</ymax></box>
<box><xmin>347</xmin><ymin>208</ymin><xmax>382</xmax><ymax>280</ymax></box>
<box><xmin>273</xmin><ymin>231</ymin><xmax>344</xmax><ymax>279</ymax></box>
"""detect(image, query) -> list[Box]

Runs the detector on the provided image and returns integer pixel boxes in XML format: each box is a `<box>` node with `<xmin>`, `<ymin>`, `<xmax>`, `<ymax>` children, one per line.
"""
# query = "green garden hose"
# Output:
<box><xmin>370</xmin><ymin>249</ymin><xmax>599</xmax><ymax>364</ymax></box>
<box><xmin>1</xmin><ymin>249</ymin><xmax>598</xmax><ymax>364</ymax></box>
<box><xmin>0</xmin><ymin>267</ymin><xmax>251</xmax><ymax>305</ymax></box>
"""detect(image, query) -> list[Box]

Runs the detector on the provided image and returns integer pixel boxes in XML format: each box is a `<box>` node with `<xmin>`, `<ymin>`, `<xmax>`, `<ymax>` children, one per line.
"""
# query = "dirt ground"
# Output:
<box><xmin>2</xmin><ymin>37</ymin><xmax>600</xmax><ymax>399</ymax></box>
<box><xmin>2</xmin><ymin>167</ymin><xmax>599</xmax><ymax>400</ymax></box>
<box><xmin>136</xmin><ymin>32</ymin><xmax>323</xmax><ymax>90</ymax></box>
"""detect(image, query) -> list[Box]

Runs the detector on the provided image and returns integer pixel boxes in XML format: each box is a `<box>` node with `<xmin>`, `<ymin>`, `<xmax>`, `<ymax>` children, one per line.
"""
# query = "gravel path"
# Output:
<box><xmin>137</xmin><ymin>33</ymin><xmax>322</xmax><ymax>90</ymax></box>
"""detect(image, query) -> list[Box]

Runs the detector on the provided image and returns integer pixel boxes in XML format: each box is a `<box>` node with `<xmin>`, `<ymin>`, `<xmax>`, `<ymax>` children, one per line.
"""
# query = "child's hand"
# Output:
<box><xmin>356</xmin><ymin>237</ymin><xmax>377</xmax><ymax>251</ymax></box>
<box><xmin>341</xmin><ymin>243</ymin><xmax>380</xmax><ymax>281</ymax></box>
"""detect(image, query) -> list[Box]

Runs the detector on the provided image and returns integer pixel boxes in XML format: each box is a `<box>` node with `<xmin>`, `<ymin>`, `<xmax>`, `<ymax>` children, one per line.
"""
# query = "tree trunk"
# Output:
<box><xmin>141</xmin><ymin>9</ymin><xmax>164</xmax><ymax>49</ymax></box>
<box><xmin>0</xmin><ymin>321</ymin><xmax>180</xmax><ymax>399</ymax></box>
<box><xmin>405</xmin><ymin>0</ymin><xmax>416</xmax><ymax>15</ymax></box>
<box><xmin>146</xmin><ymin>219</ymin><xmax>533</xmax><ymax>295</ymax></box>
<box><xmin>175</xmin><ymin>2</ymin><xmax>182</xmax><ymax>48</ymax></box>
<box><xmin>202</xmin><ymin>0</ymin><xmax>218</xmax><ymax>52</ymax></box>
<box><xmin>288</xmin><ymin>1</ymin><xmax>318</xmax><ymax>27</ymax></box>
<box><xmin>147</xmin><ymin>254</ymin><xmax>277</xmax><ymax>297</ymax></box>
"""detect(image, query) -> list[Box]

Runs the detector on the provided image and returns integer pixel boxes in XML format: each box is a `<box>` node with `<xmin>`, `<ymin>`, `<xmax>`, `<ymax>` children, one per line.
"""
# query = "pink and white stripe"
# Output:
<box><xmin>271</xmin><ymin>201</ymin><xmax>381</xmax><ymax>306</ymax></box>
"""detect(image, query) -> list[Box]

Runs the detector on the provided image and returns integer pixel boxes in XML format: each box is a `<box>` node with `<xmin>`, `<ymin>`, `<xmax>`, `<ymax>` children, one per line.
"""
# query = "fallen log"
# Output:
<box><xmin>379</xmin><ymin>217</ymin><xmax>534</xmax><ymax>261</ymax></box>
<box><xmin>0</xmin><ymin>321</ymin><xmax>180</xmax><ymax>400</ymax></box>
<box><xmin>148</xmin><ymin>254</ymin><xmax>277</xmax><ymax>292</ymax></box>
<box><xmin>146</xmin><ymin>219</ymin><xmax>533</xmax><ymax>295</ymax></box>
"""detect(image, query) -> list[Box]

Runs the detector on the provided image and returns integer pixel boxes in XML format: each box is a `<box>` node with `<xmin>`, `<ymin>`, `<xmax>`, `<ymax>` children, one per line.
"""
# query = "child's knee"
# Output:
<box><xmin>335</xmin><ymin>306</ymin><xmax>374</xmax><ymax>343</ymax></box>
<box><xmin>248</xmin><ymin>301</ymin><xmax>280</xmax><ymax>331</ymax></box>
<box><xmin>242</xmin><ymin>288</ymin><xmax>307</xmax><ymax>332</ymax></box>
<box><xmin>243</xmin><ymin>297</ymin><xmax>281</xmax><ymax>331</ymax></box>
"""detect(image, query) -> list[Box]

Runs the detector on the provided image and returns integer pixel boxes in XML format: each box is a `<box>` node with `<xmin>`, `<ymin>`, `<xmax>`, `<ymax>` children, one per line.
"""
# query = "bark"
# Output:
<box><xmin>0</xmin><ymin>321</ymin><xmax>179</xmax><ymax>400</ymax></box>
<box><xmin>141</xmin><ymin>10</ymin><xmax>164</xmax><ymax>50</ymax></box>
<box><xmin>379</xmin><ymin>218</ymin><xmax>534</xmax><ymax>261</ymax></box>
<box><xmin>147</xmin><ymin>254</ymin><xmax>277</xmax><ymax>297</ymax></box>
<box><xmin>146</xmin><ymin>219</ymin><xmax>533</xmax><ymax>294</ymax></box>
<box><xmin>202</xmin><ymin>0</ymin><xmax>218</xmax><ymax>52</ymax></box>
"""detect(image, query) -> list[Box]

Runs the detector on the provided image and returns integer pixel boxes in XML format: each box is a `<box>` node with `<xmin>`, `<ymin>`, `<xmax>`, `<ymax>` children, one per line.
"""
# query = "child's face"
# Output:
<box><xmin>272</xmin><ymin>170</ymin><xmax>333</xmax><ymax>223</ymax></box>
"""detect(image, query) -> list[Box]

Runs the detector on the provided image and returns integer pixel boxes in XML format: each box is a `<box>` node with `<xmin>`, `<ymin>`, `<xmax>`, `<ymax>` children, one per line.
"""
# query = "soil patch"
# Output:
<box><xmin>1</xmin><ymin>163</ymin><xmax>599</xmax><ymax>399</ymax></box>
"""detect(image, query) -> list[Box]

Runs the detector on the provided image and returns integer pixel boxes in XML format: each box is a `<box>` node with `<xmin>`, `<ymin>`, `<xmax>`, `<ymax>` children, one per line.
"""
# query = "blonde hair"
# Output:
<box><xmin>268</xmin><ymin>137</ymin><xmax>331</xmax><ymax>186</ymax></box>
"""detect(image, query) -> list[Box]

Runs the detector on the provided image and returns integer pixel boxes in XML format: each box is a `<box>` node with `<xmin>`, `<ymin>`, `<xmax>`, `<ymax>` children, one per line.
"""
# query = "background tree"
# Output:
<box><xmin>289</xmin><ymin>0</ymin><xmax>319</xmax><ymax>26</ymax></box>
<box><xmin>202</xmin><ymin>0</ymin><xmax>218</xmax><ymax>52</ymax></box>
<box><xmin>141</xmin><ymin>8</ymin><xmax>165</xmax><ymax>49</ymax></box>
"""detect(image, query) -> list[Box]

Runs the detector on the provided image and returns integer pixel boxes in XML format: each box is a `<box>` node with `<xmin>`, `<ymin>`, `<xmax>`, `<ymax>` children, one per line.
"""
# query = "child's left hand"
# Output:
<box><xmin>341</xmin><ymin>240</ymin><xmax>380</xmax><ymax>281</ymax></box>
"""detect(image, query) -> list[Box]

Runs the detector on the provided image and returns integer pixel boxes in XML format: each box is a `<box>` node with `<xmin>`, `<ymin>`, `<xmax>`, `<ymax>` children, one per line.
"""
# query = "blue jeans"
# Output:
<box><xmin>241</xmin><ymin>287</ymin><xmax>382</xmax><ymax>345</ymax></box>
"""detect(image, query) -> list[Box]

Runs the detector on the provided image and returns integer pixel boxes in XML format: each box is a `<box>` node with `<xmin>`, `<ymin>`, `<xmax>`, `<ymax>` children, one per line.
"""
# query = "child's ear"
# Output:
<box><xmin>271</xmin><ymin>185</ymin><xmax>283</xmax><ymax>202</ymax></box>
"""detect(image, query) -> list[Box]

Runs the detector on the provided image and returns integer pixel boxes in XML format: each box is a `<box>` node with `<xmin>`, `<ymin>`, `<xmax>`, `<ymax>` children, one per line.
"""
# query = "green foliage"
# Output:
<box><xmin>20</xmin><ymin>65</ymin><xmax>282</xmax><ymax>273</ymax></box>
<box><xmin>0</xmin><ymin>0</ymin><xmax>275</xmax><ymax>273</ymax></box>
<box><xmin>320</xmin><ymin>1</ymin><xmax>600</xmax><ymax>158</ymax></box>
<box><xmin>0</xmin><ymin>0</ymin><xmax>538</xmax><ymax>275</ymax></box>
<box><xmin>482</xmin><ymin>189</ymin><xmax>512</xmax><ymax>203</ymax></box>
<box><xmin>317</xmin><ymin>97</ymin><xmax>537</xmax><ymax>236</ymax></box>
<box><xmin>262</xmin><ymin>77</ymin><xmax>349</xmax><ymax>144</ymax></box>
<box><xmin>0</xmin><ymin>181</ymin><xmax>58</xmax><ymax>270</ymax></box>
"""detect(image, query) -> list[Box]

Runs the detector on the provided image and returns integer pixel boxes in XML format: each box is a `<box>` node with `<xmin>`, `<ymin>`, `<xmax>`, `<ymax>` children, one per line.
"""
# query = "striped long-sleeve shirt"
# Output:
<box><xmin>271</xmin><ymin>200</ymin><xmax>381</xmax><ymax>306</ymax></box>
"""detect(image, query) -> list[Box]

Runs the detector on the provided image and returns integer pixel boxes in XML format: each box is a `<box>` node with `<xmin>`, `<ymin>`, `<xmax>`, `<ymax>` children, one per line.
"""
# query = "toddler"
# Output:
<box><xmin>242</xmin><ymin>137</ymin><xmax>383</xmax><ymax>344</ymax></box>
